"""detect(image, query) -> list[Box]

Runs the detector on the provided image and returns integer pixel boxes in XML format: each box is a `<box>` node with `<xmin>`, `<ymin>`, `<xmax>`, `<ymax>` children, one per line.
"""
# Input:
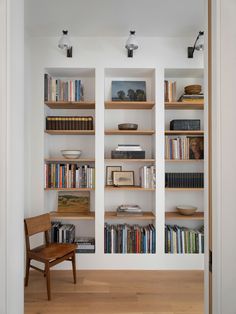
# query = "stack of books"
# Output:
<box><xmin>179</xmin><ymin>94</ymin><xmax>204</xmax><ymax>103</ymax></box>
<box><xmin>164</xmin><ymin>80</ymin><xmax>177</xmax><ymax>102</ymax></box>
<box><xmin>165</xmin><ymin>172</ymin><xmax>204</xmax><ymax>188</ymax></box>
<box><xmin>75</xmin><ymin>237</ymin><xmax>95</xmax><ymax>253</ymax></box>
<box><xmin>50</xmin><ymin>222</ymin><xmax>75</xmax><ymax>244</ymax></box>
<box><xmin>111</xmin><ymin>144</ymin><xmax>145</xmax><ymax>159</ymax></box>
<box><xmin>140</xmin><ymin>166</ymin><xmax>156</xmax><ymax>188</ymax></box>
<box><xmin>165</xmin><ymin>224</ymin><xmax>204</xmax><ymax>254</ymax></box>
<box><xmin>104</xmin><ymin>223</ymin><xmax>156</xmax><ymax>254</ymax></box>
<box><xmin>44</xmin><ymin>164</ymin><xmax>95</xmax><ymax>189</ymax></box>
<box><xmin>46</xmin><ymin>116</ymin><xmax>94</xmax><ymax>130</ymax></box>
<box><xmin>117</xmin><ymin>204</ymin><xmax>142</xmax><ymax>216</ymax></box>
<box><xmin>44</xmin><ymin>73</ymin><xmax>84</xmax><ymax>102</ymax></box>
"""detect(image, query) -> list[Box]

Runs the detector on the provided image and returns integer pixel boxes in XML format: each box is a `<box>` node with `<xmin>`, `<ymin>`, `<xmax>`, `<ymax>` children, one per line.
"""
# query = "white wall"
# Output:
<box><xmin>212</xmin><ymin>0</ymin><xmax>236</xmax><ymax>313</ymax></box>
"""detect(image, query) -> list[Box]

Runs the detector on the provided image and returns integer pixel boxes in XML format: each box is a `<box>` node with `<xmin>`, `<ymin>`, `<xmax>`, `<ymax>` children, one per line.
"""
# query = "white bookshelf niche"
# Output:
<box><xmin>104</xmin><ymin>68</ymin><xmax>157</xmax><ymax>254</ymax></box>
<box><xmin>44</xmin><ymin>67</ymin><xmax>96</xmax><ymax>250</ymax></box>
<box><xmin>164</xmin><ymin>68</ymin><xmax>204</xmax><ymax>256</ymax></box>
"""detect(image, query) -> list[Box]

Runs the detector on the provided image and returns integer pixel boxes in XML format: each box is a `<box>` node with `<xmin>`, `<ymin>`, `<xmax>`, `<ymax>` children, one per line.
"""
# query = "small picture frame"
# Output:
<box><xmin>106</xmin><ymin>166</ymin><xmax>122</xmax><ymax>186</ymax></box>
<box><xmin>113</xmin><ymin>171</ymin><xmax>135</xmax><ymax>186</ymax></box>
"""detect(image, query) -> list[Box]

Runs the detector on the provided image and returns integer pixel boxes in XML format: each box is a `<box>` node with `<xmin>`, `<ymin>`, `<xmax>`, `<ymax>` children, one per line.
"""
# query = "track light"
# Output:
<box><xmin>188</xmin><ymin>31</ymin><xmax>204</xmax><ymax>58</ymax></box>
<box><xmin>58</xmin><ymin>30</ymin><xmax>73</xmax><ymax>58</ymax></box>
<box><xmin>125</xmin><ymin>30</ymin><xmax>138</xmax><ymax>58</ymax></box>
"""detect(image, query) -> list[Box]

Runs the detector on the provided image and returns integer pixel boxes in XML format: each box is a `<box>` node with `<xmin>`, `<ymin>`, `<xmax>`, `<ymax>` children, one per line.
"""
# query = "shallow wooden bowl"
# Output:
<box><xmin>176</xmin><ymin>205</ymin><xmax>197</xmax><ymax>216</ymax></box>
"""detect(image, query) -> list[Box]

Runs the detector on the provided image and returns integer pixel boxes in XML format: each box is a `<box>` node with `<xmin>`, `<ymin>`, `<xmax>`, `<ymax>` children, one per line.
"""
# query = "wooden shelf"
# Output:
<box><xmin>105</xmin><ymin>129</ymin><xmax>155</xmax><ymax>135</ymax></box>
<box><xmin>105</xmin><ymin>211</ymin><xmax>155</xmax><ymax>220</ymax></box>
<box><xmin>165</xmin><ymin>188</ymin><xmax>204</xmax><ymax>191</ymax></box>
<box><xmin>165</xmin><ymin>101</ymin><xmax>204</xmax><ymax>110</ymax></box>
<box><xmin>165</xmin><ymin>130</ymin><xmax>204</xmax><ymax>136</ymax></box>
<box><xmin>105</xmin><ymin>101</ymin><xmax>155</xmax><ymax>110</ymax></box>
<box><xmin>165</xmin><ymin>212</ymin><xmax>204</xmax><ymax>220</ymax></box>
<box><xmin>165</xmin><ymin>159</ymin><xmax>203</xmax><ymax>162</ymax></box>
<box><xmin>45</xmin><ymin>101</ymin><xmax>95</xmax><ymax>109</ymax></box>
<box><xmin>105</xmin><ymin>186</ymin><xmax>155</xmax><ymax>191</ymax></box>
<box><xmin>45</xmin><ymin>158</ymin><xmax>95</xmax><ymax>163</ymax></box>
<box><xmin>105</xmin><ymin>158</ymin><xmax>155</xmax><ymax>163</ymax></box>
<box><xmin>44</xmin><ymin>188</ymin><xmax>94</xmax><ymax>191</ymax></box>
<box><xmin>50</xmin><ymin>211</ymin><xmax>95</xmax><ymax>220</ymax></box>
<box><xmin>45</xmin><ymin>130</ymin><xmax>95</xmax><ymax>135</ymax></box>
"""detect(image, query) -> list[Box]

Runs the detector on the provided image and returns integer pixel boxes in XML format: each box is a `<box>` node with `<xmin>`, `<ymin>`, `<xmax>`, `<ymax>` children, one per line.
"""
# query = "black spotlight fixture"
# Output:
<box><xmin>58</xmin><ymin>30</ymin><xmax>73</xmax><ymax>58</ymax></box>
<box><xmin>125</xmin><ymin>30</ymin><xmax>138</xmax><ymax>58</ymax></box>
<box><xmin>188</xmin><ymin>31</ymin><xmax>204</xmax><ymax>58</ymax></box>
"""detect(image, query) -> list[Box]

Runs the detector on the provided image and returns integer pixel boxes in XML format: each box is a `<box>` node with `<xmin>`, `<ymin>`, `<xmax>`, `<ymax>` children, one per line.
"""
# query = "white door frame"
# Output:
<box><xmin>0</xmin><ymin>0</ymin><xmax>24</xmax><ymax>313</ymax></box>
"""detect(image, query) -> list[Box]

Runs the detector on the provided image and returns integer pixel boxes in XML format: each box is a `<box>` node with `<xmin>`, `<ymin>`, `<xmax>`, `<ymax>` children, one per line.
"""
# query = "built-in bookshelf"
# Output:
<box><xmin>44</xmin><ymin>68</ymin><xmax>96</xmax><ymax>253</ymax></box>
<box><xmin>41</xmin><ymin>67</ymin><xmax>205</xmax><ymax>269</ymax></box>
<box><xmin>164</xmin><ymin>68</ymin><xmax>204</xmax><ymax>258</ymax></box>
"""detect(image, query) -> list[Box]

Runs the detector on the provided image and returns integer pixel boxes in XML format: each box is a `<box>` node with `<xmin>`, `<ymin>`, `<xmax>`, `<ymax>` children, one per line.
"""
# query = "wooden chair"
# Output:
<box><xmin>24</xmin><ymin>213</ymin><xmax>77</xmax><ymax>300</ymax></box>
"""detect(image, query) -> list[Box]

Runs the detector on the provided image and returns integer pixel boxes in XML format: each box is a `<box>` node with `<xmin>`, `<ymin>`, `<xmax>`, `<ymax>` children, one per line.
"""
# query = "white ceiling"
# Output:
<box><xmin>25</xmin><ymin>0</ymin><xmax>204</xmax><ymax>37</ymax></box>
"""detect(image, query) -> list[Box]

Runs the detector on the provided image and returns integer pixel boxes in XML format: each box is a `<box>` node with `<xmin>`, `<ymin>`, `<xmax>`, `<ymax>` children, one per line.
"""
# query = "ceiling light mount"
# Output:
<box><xmin>125</xmin><ymin>30</ymin><xmax>138</xmax><ymax>58</ymax></box>
<box><xmin>188</xmin><ymin>31</ymin><xmax>204</xmax><ymax>58</ymax></box>
<box><xmin>58</xmin><ymin>30</ymin><xmax>73</xmax><ymax>58</ymax></box>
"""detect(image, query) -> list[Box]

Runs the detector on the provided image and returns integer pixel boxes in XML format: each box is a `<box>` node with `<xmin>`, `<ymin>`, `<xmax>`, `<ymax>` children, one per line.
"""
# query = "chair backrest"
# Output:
<box><xmin>24</xmin><ymin>213</ymin><xmax>51</xmax><ymax>236</ymax></box>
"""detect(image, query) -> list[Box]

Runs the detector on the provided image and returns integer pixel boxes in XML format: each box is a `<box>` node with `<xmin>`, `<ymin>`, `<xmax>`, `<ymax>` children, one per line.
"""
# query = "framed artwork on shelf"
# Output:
<box><xmin>113</xmin><ymin>171</ymin><xmax>135</xmax><ymax>186</ymax></box>
<box><xmin>58</xmin><ymin>192</ymin><xmax>90</xmax><ymax>213</ymax></box>
<box><xmin>106</xmin><ymin>166</ymin><xmax>122</xmax><ymax>186</ymax></box>
<box><xmin>189</xmin><ymin>137</ymin><xmax>204</xmax><ymax>159</ymax></box>
<box><xmin>111</xmin><ymin>81</ymin><xmax>146</xmax><ymax>101</ymax></box>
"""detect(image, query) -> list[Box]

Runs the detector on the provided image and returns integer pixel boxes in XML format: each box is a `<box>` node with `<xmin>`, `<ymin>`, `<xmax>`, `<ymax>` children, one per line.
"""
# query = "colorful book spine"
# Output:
<box><xmin>44</xmin><ymin>163</ymin><xmax>95</xmax><ymax>189</ymax></box>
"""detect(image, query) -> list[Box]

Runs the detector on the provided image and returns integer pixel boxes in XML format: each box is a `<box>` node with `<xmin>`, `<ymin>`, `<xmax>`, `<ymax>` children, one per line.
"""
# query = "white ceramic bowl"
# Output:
<box><xmin>61</xmin><ymin>150</ymin><xmax>82</xmax><ymax>159</ymax></box>
<box><xmin>176</xmin><ymin>205</ymin><xmax>197</xmax><ymax>216</ymax></box>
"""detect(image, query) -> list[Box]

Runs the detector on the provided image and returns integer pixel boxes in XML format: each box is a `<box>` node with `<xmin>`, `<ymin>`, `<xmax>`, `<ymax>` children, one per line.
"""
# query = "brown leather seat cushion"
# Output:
<box><xmin>29</xmin><ymin>243</ymin><xmax>77</xmax><ymax>261</ymax></box>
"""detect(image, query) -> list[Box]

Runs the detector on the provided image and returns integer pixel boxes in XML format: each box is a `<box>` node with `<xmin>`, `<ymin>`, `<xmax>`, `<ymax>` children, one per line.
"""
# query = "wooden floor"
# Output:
<box><xmin>24</xmin><ymin>270</ymin><xmax>204</xmax><ymax>314</ymax></box>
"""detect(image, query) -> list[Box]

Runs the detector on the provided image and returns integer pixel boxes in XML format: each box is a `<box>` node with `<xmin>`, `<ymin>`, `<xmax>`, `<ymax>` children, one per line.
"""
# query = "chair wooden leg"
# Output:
<box><xmin>72</xmin><ymin>252</ymin><xmax>76</xmax><ymax>284</ymax></box>
<box><xmin>25</xmin><ymin>257</ymin><xmax>31</xmax><ymax>287</ymax></box>
<box><xmin>45</xmin><ymin>263</ymin><xmax>51</xmax><ymax>301</ymax></box>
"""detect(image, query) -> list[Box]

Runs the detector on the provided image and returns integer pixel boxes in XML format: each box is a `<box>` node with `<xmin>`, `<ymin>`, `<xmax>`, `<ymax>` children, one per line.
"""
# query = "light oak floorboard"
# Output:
<box><xmin>24</xmin><ymin>270</ymin><xmax>203</xmax><ymax>314</ymax></box>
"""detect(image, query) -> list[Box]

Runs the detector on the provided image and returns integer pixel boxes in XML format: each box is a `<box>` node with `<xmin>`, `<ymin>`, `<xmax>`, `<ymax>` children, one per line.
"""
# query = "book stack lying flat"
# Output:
<box><xmin>50</xmin><ymin>222</ymin><xmax>75</xmax><ymax>244</ymax></box>
<box><xmin>179</xmin><ymin>94</ymin><xmax>204</xmax><ymax>103</ymax></box>
<box><xmin>140</xmin><ymin>166</ymin><xmax>156</xmax><ymax>188</ymax></box>
<box><xmin>75</xmin><ymin>237</ymin><xmax>95</xmax><ymax>253</ymax></box>
<box><xmin>165</xmin><ymin>173</ymin><xmax>204</xmax><ymax>188</ymax></box>
<box><xmin>111</xmin><ymin>144</ymin><xmax>145</xmax><ymax>159</ymax></box>
<box><xmin>44</xmin><ymin>164</ymin><xmax>95</xmax><ymax>189</ymax></box>
<box><xmin>165</xmin><ymin>224</ymin><xmax>204</xmax><ymax>254</ymax></box>
<box><xmin>117</xmin><ymin>204</ymin><xmax>143</xmax><ymax>216</ymax></box>
<box><xmin>104</xmin><ymin>223</ymin><xmax>156</xmax><ymax>254</ymax></box>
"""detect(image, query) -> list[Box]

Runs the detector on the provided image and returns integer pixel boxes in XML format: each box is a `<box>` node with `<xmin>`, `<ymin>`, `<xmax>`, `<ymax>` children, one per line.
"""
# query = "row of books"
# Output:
<box><xmin>44</xmin><ymin>74</ymin><xmax>84</xmax><ymax>102</ymax></box>
<box><xmin>46</xmin><ymin>116</ymin><xmax>94</xmax><ymax>130</ymax></box>
<box><xmin>165</xmin><ymin>173</ymin><xmax>204</xmax><ymax>188</ymax></box>
<box><xmin>164</xmin><ymin>80</ymin><xmax>177</xmax><ymax>102</ymax></box>
<box><xmin>140</xmin><ymin>166</ymin><xmax>156</xmax><ymax>189</ymax></box>
<box><xmin>165</xmin><ymin>136</ymin><xmax>204</xmax><ymax>160</ymax></box>
<box><xmin>44</xmin><ymin>164</ymin><xmax>95</xmax><ymax>188</ymax></box>
<box><xmin>165</xmin><ymin>224</ymin><xmax>204</xmax><ymax>254</ymax></box>
<box><xmin>104</xmin><ymin>223</ymin><xmax>156</xmax><ymax>254</ymax></box>
<box><xmin>74</xmin><ymin>237</ymin><xmax>95</xmax><ymax>253</ymax></box>
<box><xmin>50</xmin><ymin>222</ymin><xmax>75</xmax><ymax>243</ymax></box>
